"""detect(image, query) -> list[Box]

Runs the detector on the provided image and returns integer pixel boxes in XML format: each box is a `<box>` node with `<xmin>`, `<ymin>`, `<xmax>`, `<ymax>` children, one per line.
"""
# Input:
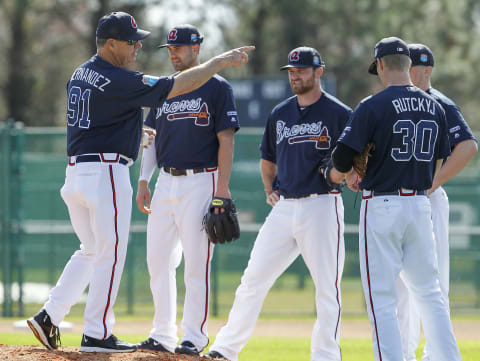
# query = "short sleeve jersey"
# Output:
<box><xmin>66</xmin><ymin>55</ymin><xmax>174</xmax><ymax>161</ymax></box>
<box><xmin>260</xmin><ymin>92</ymin><xmax>352</xmax><ymax>198</ymax></box>
<box><xmin>339</xmin><ymin>85</ymin><xmax>451</xmax><ymax>191</ymax></box>
<box><xmin>427</xmin><ymin>88</ymin><xmax>476</xmax><ymax>148</ymax></box>
<box><xmin>144</xmin><ymin>74</ymin><xmax>239</xmax><ymax>169</ymax></box>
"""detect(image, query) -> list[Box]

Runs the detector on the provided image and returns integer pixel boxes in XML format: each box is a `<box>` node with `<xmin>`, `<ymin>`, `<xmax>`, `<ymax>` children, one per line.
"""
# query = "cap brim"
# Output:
<box><xmin>368</xmin><ymin>60</ymin><xmax>378</xmax><ymax>75</ymax></box>
<box><xmin>129</xmin><ymin>29</ymin><xmax>151</xmax><ymax>41</ymax></box>
<box><xmin>158</xmin><ymin>42</ymin><xmax>199</xmax><ymax>48</ymax></box>
<box><xmin>280</xmin><ymin>64</ymin><xmax>323</xmax><ymax>71</ymax></box>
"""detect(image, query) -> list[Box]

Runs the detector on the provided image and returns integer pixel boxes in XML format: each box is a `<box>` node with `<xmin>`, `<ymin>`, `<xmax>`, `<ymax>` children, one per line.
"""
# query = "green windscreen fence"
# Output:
<box><xmin>1</xmin><ymin>122</ymin><xmax>480</xmax><ymax>318</ymax></box>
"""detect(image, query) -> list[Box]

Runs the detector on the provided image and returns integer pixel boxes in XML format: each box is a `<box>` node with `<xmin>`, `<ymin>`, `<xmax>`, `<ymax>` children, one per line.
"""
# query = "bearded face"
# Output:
<box><xmin>288</xmin><ymin>67</ymin><xmax>316</xmax><ymax>95</ymax></box>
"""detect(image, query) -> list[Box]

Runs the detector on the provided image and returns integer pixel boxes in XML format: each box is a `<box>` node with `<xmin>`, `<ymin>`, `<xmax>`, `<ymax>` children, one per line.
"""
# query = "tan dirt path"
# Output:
<box><xmin>1</xmin><ymin>319</ymin><xmax>479</xmax><ymax>340</ymax></box>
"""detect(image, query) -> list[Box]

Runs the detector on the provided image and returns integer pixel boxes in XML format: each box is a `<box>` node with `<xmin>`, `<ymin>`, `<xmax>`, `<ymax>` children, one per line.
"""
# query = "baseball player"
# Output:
<box><xmin>135</xmin><ymin>25</ymin><xmax>240</xmax><ymax>356</ymax></box>
<box><xmin>396</xmin><ymin>43</ymin><xmax>477</xmax><ymax>361</ymax></box>
<box><xmin>206</xmin><ymin>47</ymin><xmax>351</xmax><ymax>361</ymax></box>
<box><xmin>26</xmin><ymin>12</ymin><xmax>253</xmax><ymax>353</ymax></box>
<box><xmin>332</xmin><ymin>36</ymin><xmax>462</xmax><ymax>361</ymax></box>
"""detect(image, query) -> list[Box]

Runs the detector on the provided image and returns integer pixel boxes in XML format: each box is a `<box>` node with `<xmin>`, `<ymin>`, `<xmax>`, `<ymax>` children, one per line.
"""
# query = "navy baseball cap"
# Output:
<box><xmin>408</xmin><ymin>43</ymin><xmax>434</xmax><ymax>67</ymax></box>
<box><xmin>96</xmin><ymin>12</ymin><xmax>150</xmax><ymax>41</ymax></box>
<box><xmin>368</xmin><ymin>36</ymin><xmax>410</xmax><ymax>75</ymax></box>
<box><xmin>158</xmin><ymin>24</ymin><xmax>204</xmax><ymax>48</ymax></box>
<box><xmin>280</xmin><ymin>47</ymin><xmax>325</xmax><ymax>70</ymax></box>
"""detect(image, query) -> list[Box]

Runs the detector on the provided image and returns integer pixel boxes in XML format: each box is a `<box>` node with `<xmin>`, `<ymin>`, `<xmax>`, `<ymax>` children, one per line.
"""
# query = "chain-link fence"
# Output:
<box><xmin>1</xmin><ymin>122</ymin><xmax>480</xmax><ymax>319</ymax></box>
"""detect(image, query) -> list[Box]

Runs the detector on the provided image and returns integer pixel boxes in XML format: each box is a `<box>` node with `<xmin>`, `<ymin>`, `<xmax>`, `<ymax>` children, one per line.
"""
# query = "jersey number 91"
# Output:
<box><xmin>67</xmin><ymin>86</ymin><xmax>91</xmax><ymax>129</ymax></box>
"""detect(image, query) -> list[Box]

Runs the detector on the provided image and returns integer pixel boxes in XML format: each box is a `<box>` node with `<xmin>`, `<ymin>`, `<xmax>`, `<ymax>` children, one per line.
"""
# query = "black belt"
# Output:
<box><xmin>162</xmin><ymin>166</ymin><xmax>217</xmax><ymax>176</ymax></box>
<box><xmin>282</xmin><ymin>191</ymin><xmax>340</xmax><ymax>199</ymax></box>
<box><xmin>362</xmin><ymin>189</ymin><xmax>427</xmax><ymax>199</ymax></box>
<box><xmin>69</xmin><ymin>154</ymin><xmax>129</xmax><ymax>166</ymax></box>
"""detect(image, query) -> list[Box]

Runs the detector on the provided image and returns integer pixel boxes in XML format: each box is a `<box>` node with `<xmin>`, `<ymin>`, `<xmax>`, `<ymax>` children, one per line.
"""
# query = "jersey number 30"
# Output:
<box><xmin>67</xmin><ymin>86</ymin><xmax>91</xmax><ymax>128</ymax></box>
<box><xmin>391</xmin><ymin>120</ymin><xmax>438</xmax><ymax>162</ymax></box>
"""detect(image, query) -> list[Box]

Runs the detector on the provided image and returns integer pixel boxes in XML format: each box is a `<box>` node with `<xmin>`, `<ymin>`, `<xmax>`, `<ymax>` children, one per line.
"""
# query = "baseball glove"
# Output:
<box><xmin>352</xmin><ymin>142</ymin><xmax>375</xmax><ymax>178</ymax></box>
<box><xmin>318</xmin><ymin>156</ymin><xmax>345</xmax><ymax>191</ymax></box>
<box><xmin>204</xmin><ymin>197</ymin><xmax>240</xmax><ymax>244</ymax></box>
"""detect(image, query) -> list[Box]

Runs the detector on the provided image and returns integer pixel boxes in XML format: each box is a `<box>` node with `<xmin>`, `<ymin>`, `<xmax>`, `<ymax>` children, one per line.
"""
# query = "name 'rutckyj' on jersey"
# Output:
<box><xmin>391</xmin><ymin>96</ymin><xmax>436</xmax><ymax>115</ymax></box>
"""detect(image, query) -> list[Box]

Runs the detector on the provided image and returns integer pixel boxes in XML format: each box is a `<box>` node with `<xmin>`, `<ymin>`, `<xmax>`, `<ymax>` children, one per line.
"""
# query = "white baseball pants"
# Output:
<box><xmin>360</xmin><ymin>194</ymin><xmax>460</xmax><ymax>361</ymax></box>
<box><xmin>146</xmin><ymin>169</ymin><xmax>217</xmax><ymax>352</ymax></box>
<box><xmin>44</xmin><ymin>159</ymin><xmax>132</xmax><ymax>340</ymax></box>
<box><xmin>397</xmin><ymin>186</ymin><xmax>451</xmax><ymax>361</ymax></box>
<box><xmin>211</xmin><ymin>194</ymin><xmax>344</xmax><ymax>361</ymax></box>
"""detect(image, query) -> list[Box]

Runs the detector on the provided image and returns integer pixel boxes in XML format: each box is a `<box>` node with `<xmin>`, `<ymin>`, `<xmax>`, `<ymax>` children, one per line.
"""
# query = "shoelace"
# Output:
<box><xmin>53</xmin><ymin>325</ymin><xmax>62</xmax><ymax>347</ymax></box>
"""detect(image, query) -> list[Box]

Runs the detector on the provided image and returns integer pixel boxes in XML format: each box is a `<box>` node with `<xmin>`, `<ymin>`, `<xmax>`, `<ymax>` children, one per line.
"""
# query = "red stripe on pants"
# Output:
<box><xmin>364</xmin><ymin>200</ymin><xmax>382</xmax><ymax>360</ymax></box>
<box><xmin>103</xmin><ymin>165</ymin><xmax>120</xmax><ymax>339</ymax></box>
<box><xmin>199</xmin><ymin>172</ymin><xmax>216</xmax><ymax>351</ymax></box>
<box><xmin>333</xmin><ymin>197</ymin><xmax>342</xmax><ymax>342</ymax></box>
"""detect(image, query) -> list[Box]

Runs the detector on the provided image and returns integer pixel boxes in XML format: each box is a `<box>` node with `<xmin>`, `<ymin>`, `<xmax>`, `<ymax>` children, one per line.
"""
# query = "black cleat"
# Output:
<box><xmin>137</xmin><ymin>337</ymin><xmax>170</xmax><ymax>352</ymax></box>
<box><xmin>79</xmin><ymin>334</ymin><xmax>137</xmax><ymax>353</ymax></box>
<box><xmin>205</xmin><ymin>350</ymin><xmax>229</xmax><ymax>359</ymax></box>
<box><xmin>27</xmin><ymin>309</ymin><xmax>61</xmax><ymax>350</ymax></box>
<box><xmin>175</xmin><ymin>340</ymin><xmax>200</xmax><ymax>356</ymax></box>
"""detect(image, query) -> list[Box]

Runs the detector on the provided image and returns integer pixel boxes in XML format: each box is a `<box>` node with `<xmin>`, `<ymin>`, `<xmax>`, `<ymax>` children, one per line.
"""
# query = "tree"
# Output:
<box><xmin>0</xmin><ymin>0</ymin><xmax>150</xmax><ymax>126</ymax></box>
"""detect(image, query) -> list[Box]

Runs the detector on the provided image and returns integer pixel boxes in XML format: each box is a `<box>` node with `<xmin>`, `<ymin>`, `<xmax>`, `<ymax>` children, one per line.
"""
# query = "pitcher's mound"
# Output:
<box><xmin>0</xmin><ymin>345</ymin><xmax>224</xmax><ymax>361</ymax></box>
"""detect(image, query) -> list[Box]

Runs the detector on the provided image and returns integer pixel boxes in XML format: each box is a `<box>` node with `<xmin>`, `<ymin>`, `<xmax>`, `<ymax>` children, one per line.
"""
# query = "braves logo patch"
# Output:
<box><xmin>142</xmin><ymin>75</ymin><xmax>159</xmax><ymax>87</ymax></box>
<box><xmin>130</xmin><ymin>16</ymin><xmax>137</xmax><ymax>29</ymax></box>
<box><xmin>168</xmin><ymin>29</ymin><xmax>178</xmax><ymax>41</ymax></box>
<box><xmin>289</xmin><ymin>51</ymin><xmax>300</xmax><ymax>62</ymax></box>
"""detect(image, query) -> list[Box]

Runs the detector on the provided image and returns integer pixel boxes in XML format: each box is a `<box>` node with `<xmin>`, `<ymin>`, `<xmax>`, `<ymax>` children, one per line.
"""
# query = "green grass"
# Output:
<box><xmin>9</xmin><ymin>276</ymin><xmax>479</xmax><ymax>320</ymax></box>
<box><xmin>1</xmin><ymin>333</ymin><xmax>479</xmax><ymax>361</ymax></box>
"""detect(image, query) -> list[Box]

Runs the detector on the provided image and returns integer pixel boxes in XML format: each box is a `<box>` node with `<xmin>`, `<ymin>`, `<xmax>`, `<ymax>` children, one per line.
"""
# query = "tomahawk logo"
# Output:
<box><xmin>167</xmin><ymin>103</ymin><xmax>210</xmax><ymax>126</ymax></box>
<box><xmin>277</xmin><ymin>120</ymin><xmax>331</xmax><ymax>149</ymax></box>
<box><xmin>130</xmin><ymin>16</ymin><xmax>137</xmax><ymax>29</ymax></box>
<box><xmin>158</xmin><ymin>98</ymin><xmax>211</xmax><ymax>126</ymax></box>
<box><xmin>168</xmin><ymin>29</ymin><xmax>178</xmax><ymax>41</ymax></box>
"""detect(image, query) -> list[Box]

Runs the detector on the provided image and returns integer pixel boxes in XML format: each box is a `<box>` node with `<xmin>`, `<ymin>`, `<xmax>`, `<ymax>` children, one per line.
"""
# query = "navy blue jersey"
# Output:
<box><xmin>261</xmin><ymin>92</ymin><xmax>352</xmax><ymax>198</ymax></box>
<box><xmin>144</xmin><ymin>74</ymin><xmax>239</xmax><ymax>169</ymax></box>
<box><xmin>339</xmin><ymin>85</ymin><xmax>450</xmax><ymax>192</ymax></box>
<box><xmin>66</xmin><ymin>55</ymin><xmax>174</xmax><ymax>160</ymax></box>
<box><xmin>427</xmin><ymin>88</ymin><xmax>476</xmax><ymax>148</ymax></box>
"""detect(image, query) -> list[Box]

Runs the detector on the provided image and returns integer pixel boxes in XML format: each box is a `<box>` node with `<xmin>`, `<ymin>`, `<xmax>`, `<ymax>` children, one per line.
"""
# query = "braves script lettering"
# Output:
<box><xmin>276</xmin><ymin>120</ymin><xmax>331</xmax><ymax>149</ymax></box>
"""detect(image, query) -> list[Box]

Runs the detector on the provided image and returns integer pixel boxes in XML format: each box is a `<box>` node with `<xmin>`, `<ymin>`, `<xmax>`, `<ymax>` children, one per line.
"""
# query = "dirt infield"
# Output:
<box><xmin>2</xmin><ymin>319</ymin><xmax>479</xmax><ymax>339</ymax></box>
<box><xmin>0</xmin><ymin>345</ymin><xmax>221</xmax><ymax>361</ymax></box>
<box><xmin>1</xmin><ymin>319</ymin><xmax>478</xmax><ymax>360</ymax></box>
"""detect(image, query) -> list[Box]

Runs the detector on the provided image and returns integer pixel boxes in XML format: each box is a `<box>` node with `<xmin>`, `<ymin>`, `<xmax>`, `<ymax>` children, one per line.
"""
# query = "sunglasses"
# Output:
<box><xmin>123</xmin><ymin>39</ymin><xmax>140</xmax><ymax>46</ymax></box>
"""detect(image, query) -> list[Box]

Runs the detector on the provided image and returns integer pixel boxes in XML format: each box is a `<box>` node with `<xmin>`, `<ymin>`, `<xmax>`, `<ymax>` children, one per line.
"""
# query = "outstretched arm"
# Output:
<box><xmin>168</xmin><ymin>46</ymin><xmax>255</xmax><ymax>99</ymax></box>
